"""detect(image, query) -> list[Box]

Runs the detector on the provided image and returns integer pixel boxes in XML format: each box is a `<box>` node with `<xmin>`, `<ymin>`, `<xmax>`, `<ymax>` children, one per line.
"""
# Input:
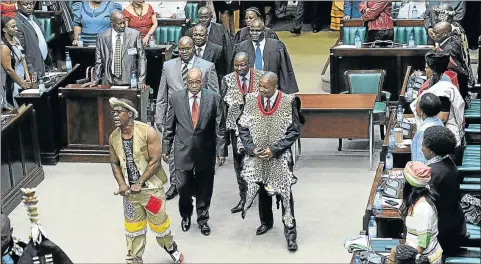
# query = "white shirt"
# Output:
<box><xmin>195</xmin><ymin>43</ymin><xmax>206</xmax><ymax>58</ymax></box>
<box><xmin>19</xmin><ymin>13</ymin><xmax>48</xmax><ymax>60</ymax></box>
<box><xmin>188</xmin><ymin>91</ymin><xmax>201</xmax><ymax>114</ymax></box>
<box><xmin>149</xmin><ymin>1</ymin><xmax>186</xmax><ymax>18</ymax></box>
<box><xmin>111</xmin><ymin>29</ymin><xmax>124</xmax><ymax>73</ymax></box>
<box><xmin>263</xmin><ymin>89</ymin><xmax>279</xmax><ymax>110</ymax></box>
<box><xmin>252</xmin><ymin>38</ymin><xmax>266</xmax><ymax>69</ymax></box>
<box><xmin>238</xmin><ymin>69</ymin><xmax>251</xmax><ymax>89</ymax></box>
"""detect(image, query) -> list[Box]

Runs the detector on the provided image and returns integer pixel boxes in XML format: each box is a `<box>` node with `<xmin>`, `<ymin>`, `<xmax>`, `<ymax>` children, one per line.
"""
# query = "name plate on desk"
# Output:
<box><xmin>111</xmin><ymin>85</ymin><xmax>130</xmax><ymax>89</ymax></box>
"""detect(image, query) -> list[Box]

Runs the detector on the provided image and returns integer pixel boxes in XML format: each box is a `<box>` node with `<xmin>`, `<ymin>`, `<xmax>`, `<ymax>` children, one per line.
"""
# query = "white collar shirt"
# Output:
<box><xmin>188</xmin><ymin>91</ymin><xmax>201</xmax><ymax>113</ymax></box>
<box><xmin>263</xmin><ymin>89</ymin><xmax>279</xmax><ymax>109</ymax></box>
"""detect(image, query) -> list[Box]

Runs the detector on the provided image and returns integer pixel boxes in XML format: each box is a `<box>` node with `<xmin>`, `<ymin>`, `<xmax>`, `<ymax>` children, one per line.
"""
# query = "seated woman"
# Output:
<box><xmin>1</xmin><ymin>17</ymin><xmax>31</xmax><ymax>108</ymax></box>
<box><xmin>412</xmin><ymin>50</ymin><xmax>465</xmax><ymax>166</ymax></box>
<box><xmin>233</xmin><ymin>7</ymin><xmax>278</xmax><ymax>44</ymax></box>
<box><xmin>359</xmin><ymin>0</ymin><xmax>394</xmax><ymax>42</ymax></box>
<box><xmin>388</xmin><ymin>161</ymin><xmax>443</xmax><ymax>264</ymax></box>
<box><xmin>412</xmin><ymin>93</ymin><xmax>444</xmax><ymax>164</ymax></box>
<box><xmin>422</xmin><ymin>126</ymin><xmax>467</xmax><ymax>257</ymax></box>
<box><xmin>72</xmin><ymin>1</ymin><xmax>122</xmax><ymax>46</ymax></box>
<box><xmin>123</xmin><ymin>0</ymin><xmax>158</xmax><ymax>46</ymax></box>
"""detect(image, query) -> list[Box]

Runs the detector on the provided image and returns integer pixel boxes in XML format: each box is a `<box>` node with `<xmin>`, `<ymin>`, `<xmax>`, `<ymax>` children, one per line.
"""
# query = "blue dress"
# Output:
<box><xmin>344</xmin><ymin>0</ymin><xmax>362</xmax><ymax>18</ymax></box>
<box><xmin>411</xmin><ymin>116</ymin><xmax>444</xmax><ymax>164</ymax></box>
<box><xmin>72</xmin><ymin>1</ymin><xmax>122</xmax><ymax>46</ymax></box>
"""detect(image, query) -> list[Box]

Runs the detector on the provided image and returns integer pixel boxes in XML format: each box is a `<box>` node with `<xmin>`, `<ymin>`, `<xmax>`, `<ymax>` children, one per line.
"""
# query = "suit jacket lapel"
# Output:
<box><xmin>198</xmin><ymin>89</ymin><xmax>209</xmax><ymax>127</ymax></box>
<box><xmin>122</xmin><ymin>31</ymin><xmax>131</xmax><ymax>57</ymax></box>
<box><xmin>263</xmin><ymin>39</ymin><xmax>270</xmax><ymax>69</ymax></box>
<box><xmin>202</xmin><ymin>43</ymin><xmax>212</xmax><ymax>61</ymax></box>
<box><xmin>182</xmin><ymin>90</ymin><xmax>194</xmax><ymax>130</ymax></box>
<box><xmin>247</xmin><ymin>41</ymin><xmax>255</xmax><ymax>68</ymax></box>
<box><xmin>175</xmin><ymin>58</ymin><xmax>183</xmax><ymax>87</ymax></box>
<box><xmin>18</xmin><ymin>14</ymin><xmax>35</xmax><ymax>34</ymax></box>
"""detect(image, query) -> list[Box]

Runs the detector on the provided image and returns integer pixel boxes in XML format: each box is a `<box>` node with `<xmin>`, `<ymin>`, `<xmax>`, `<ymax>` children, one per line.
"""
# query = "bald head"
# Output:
<box><xmin>187</xmin><ymin>68</ymin><xmax>203</xmax><ymax>95</ymax></box>
<box><xmin>259</xmin><ymin>72</ymin><xmax>278</xmax><ymax>99</ymax></box>
<box><xmin>111</xmin><ymin>10</ymin><xmax>125</xmax><ymax>32</ymax></box>
<box><xmin>432</xmin><ymin>22</ymin><xmax>452</xmax><ymax>42</ymax></box>
<box><xmin>198</xmin><ymin>7</ymin><xmax>212</xmax><ymax>27</ymax></box>
<box><xmin>234</xmin><ymin>52</ymin><xmax>250</xmax><ymax>76</ymax></box>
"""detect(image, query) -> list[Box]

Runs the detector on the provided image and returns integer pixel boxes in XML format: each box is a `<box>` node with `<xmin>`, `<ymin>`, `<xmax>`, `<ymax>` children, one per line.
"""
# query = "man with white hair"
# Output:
<box><xmin>108</xmin><ymin>98</ymin><xmax>184</xmax><ymax>264</ymax></box>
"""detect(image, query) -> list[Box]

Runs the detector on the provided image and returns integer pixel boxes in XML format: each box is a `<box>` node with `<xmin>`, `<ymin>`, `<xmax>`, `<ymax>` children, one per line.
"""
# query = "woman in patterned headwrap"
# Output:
<box><xmin>387</xmin><ymin>161</ymin><xmax>443</xmax><ymax>264</ymax></box>
<box><xmin>233</xmin><ymin>6</ymin><xmax>278</xmax><ymax>44</ymax></box>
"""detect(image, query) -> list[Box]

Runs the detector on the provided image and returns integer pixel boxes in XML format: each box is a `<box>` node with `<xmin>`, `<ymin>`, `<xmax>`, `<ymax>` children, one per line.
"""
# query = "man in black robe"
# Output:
<box><xmin>424</xmin><ymin>0</ymin><xmax>465</xmax><ymax>44</ymax></box>
<box><xmin>232</xmin><ymin>19</ymin><xmax>298</xmax><ymax>94</ymax></box>
<box><xmin>187</xmin><ymin>6</ymin><xmax>233</xmax><ymax>72</ymax></box>
<box><xmin>432</xmin><ymin>21</ymin><xmax>472</xmax><ymax>105</ymax></box>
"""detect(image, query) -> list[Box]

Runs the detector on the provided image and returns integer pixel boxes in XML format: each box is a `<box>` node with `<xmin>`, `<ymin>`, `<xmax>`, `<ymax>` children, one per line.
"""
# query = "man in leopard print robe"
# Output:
<box><xmin>237</xmin><ymin>72</ymin><xmax>300</xmax><ymax>251</ymax></box>
<box><xmin>220</xmin><ymin>52</ymin><xmax>264</xmax><ymax>214</ymax></box>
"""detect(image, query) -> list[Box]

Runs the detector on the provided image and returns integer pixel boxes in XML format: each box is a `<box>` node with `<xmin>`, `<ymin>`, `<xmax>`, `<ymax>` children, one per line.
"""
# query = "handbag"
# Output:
<box><xmin>461</xmin><ymin>194</ymin><xmax>481</xmax><ymax>225</ymax></box>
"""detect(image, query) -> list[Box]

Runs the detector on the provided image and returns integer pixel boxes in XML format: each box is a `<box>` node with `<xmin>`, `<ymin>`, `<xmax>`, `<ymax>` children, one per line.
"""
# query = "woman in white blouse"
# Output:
<box><xmin>388</xmin><ymin>161</ymin><xmax>443</xmax><ymax>264</ymax></box>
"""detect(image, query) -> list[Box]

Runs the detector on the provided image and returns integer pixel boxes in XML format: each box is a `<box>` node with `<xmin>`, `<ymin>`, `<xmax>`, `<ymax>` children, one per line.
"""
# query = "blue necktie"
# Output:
<box><xmin>255</xmin><ymin>42</ymin><xmax>262</xmax><ymax>70</ymax></box>
<box><xmin>2</xmin><ymin>254</ymin><xmax>14</xmax><ymax>264</ymax></box>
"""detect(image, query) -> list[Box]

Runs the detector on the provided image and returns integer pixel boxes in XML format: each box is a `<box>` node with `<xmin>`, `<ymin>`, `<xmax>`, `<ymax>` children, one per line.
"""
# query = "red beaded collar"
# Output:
<box><xmin>257</xmin><ymin>91</ymin><xmax>282</xmax><ymax>116</ymax></box>
<box><xmin>236</xmin><ymin>69</ymin><xmax>255</xmax><ymax>94</ymax></box>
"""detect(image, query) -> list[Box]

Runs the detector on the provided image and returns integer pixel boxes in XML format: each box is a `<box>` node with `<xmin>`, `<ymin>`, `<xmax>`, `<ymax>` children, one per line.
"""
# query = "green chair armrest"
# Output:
<box><xmin>381</xmin><ymin>91</ymin><xmax>391</xmax><ymax>102</ymax></box>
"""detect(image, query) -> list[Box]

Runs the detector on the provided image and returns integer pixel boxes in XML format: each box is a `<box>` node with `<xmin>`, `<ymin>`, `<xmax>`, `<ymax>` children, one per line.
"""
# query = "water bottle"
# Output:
<box><xmin>374</xmin><ymin>187</ymin><xmax>384</xmax><ymax>215</ymax></box>
<box><xmin>388</xmin><ymin>130</ymin><xmax>396</xmax><ymax>151</ymax></box>
<box><xmin>386</xmin><ymin>151</ymin><xmax>393</xmax><ymax>172</ymax></box>
<box><xmin>65</xmin><ymin>52</ymin><xmax>72</xmax><ymax>72</ymax></box>
<box><xmin>411</xmin><ymin>5</ymin><xmax>418</xmax><ymax>18</ymax></box>
<box><xmin>408</xmin><ymin>31</ymin><xmax>416</xmax><ymax>48</ymax></box>
<box><xmin>368</xmin><ymin>216</ymin><xmax>377</xmax><ymax>240</ymax></box>
<box><xmin>77</xmin><ymin>35</ymin><xmax>83</xmax><ymax>47</ymax></box>
<box><xmin>176</xmin><ymin>6</ymin><xmax>185</xmax><ymax>19</ymax></box>
<box><xmin>130</xmin><ymin>71</ymin><xmax>137</xmax><ymax>89</ymax></box>
<box><xmin>38</xmin><ymin>79</ymin><xmax>45</xmax><ymax>95</ymax></box>
<box><xmin>41</xmin><ymin>1</ymin><xmax>48</xmax><ymax>11</ymax></box>
<box><xmin>354</xmin><ymin>30</ymin><xmax>362</xmax><ymax>48</ymax></box>
<box><xmin>406</xmin><ymin>85</ymin><xmax>413</xmax><ymax>102</ymax></box>
<box><xmin>397</xmin><ymin>105</ymin><xmax>404</xmax><ymax>123</ymax></box>
<box><xmin>354</xmin><ymin>255</ymin><xmax>362</xmax><ymax>264</ymax></box>
<box><xmin>149</xmin><ymin>35</ymin><xmax>155</xmax><ymax>48</ymax></box>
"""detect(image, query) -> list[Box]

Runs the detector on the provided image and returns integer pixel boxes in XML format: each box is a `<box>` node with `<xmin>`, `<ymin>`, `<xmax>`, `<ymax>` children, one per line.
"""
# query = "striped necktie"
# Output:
<box><xmin>114</xmin><ymin>34</ymin><xmax>122</xmax><ymax>77</ymax></box>
<box><xmin>182</xmin><ymin>63</ymin><xmax>188</xmax><ymax>87</ymax></box>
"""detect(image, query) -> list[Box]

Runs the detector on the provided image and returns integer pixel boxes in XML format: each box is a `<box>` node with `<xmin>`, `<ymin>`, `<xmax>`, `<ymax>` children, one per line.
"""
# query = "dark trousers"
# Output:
<box><xmin>293</xmin><ymin>1</ymin><xmax>324</xmax><ymax>30</ymax></box>
<box><xmin>367</xmin><ymin>29</ymin><xmax>394</xmax><ymax>42</ymax></box>
<box><xmin>258</xmin><ymin>187</ymin><xmax>297</xmax><ymax>236</ymax></box>
<box><xmin>177</xmin><ymin>167</ymin><xmax>215</xmax><ymax>225</ymax></box>
<box><xmin>230</xmin><ymin>130</ymin><xmax>246</xmax><ymax>201</ymax></box>
<box><xmin>450</xmin><ymin>138</ymin><xmax>466</xmax><ymax>166</ymax></box>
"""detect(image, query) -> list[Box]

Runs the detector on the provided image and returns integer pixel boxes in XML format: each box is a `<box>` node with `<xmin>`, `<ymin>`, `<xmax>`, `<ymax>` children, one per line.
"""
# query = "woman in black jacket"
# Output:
<box><xmin>422</xmin><ymin>126</ymin><xmax>467</xmax><ymax>257</ymax></box>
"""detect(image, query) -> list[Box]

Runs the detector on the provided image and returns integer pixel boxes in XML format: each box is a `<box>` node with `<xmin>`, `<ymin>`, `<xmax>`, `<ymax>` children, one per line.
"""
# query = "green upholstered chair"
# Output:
<box><xmin>37</xmin><ymin>17</ymin><xmax>55</xmax><ymax>42</ymax></box>
<box><xmin>343</xmin><ymin>27</ymin><xmax>367</xmax><ymax>45</ymax></box>
<box><xmin>465</xmin><ymin>123</ymin><xmax>480</xmax><ymax>144</ymax></box>
<box><xmin>185</xmin><ymin>3</ymin><xmax>199</xmax><ymax>24</ymax></box>
<box><xmin>339</xmin><ymin>70</ymin><xmax>389</xmax><ymax>151</ymax></box>
<box><xmin>465</xmin><ymin>99</ymin><xmax>480</xmax><ymax>124</ymax></box>
<box><xmin>446</xmin><ymin>257</ymin><xmax>481</xmax><ymax>264</ymax></box>
<box><xmin>394</xmin><ymin>27</ymin><xmax>428</xmax><ymax>45</ymax></box>
<box><xmin>463</xmin><ymin>177</ymin><xmax>481</xmax><ymax>184</ymax></box>
<box><xmin>155</xmin><ymin>26</ymin><xmax>183</xmax><ymax>45</ymax></box>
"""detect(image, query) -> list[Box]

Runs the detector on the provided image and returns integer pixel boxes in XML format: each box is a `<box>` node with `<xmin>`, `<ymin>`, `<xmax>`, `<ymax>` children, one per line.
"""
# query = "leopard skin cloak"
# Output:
<box><xmin>238</xmin><ymin>91</ymin><xmax>297</xmax><ymax>228</ymax></box>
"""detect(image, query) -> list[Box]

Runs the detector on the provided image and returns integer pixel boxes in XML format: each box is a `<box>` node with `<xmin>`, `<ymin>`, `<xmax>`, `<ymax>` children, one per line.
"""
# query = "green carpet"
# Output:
<box><xmin>277</xmin><ymin>31</ymin><xmax>338</xmax><ymax>93</ymax></box>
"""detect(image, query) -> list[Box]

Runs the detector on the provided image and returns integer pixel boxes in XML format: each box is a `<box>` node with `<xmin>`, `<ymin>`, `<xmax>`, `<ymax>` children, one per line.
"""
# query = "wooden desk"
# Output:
<box><xmin>15</xmin><ymin>65</ymin><xmax>83</xmax><ymax>165</ymax></box>
<box><xmin>330</xmin><ymin>45</ymin><xmax>431</xmax><ymax>101</ymax></box>
<box><xmin>380</xmin><ymin>111</ymin><xmax>414</xmax><ymax>168</ymax></box>
<box><xmin>1</xmin><ymin>105</ymin><xmax>44</xmax><ymax>214</ymax></box>
<box><xmin>58</xmin><ymin>85</ymin><xmax>149</xmax><ymax>162</ymax></box>
<box><xmin>297</xmin><ymin>94</ymin><xmax>376</xmax><ymax>170</ymax></box>
<box><xmin>363</xmin><ymin>163</ymin><xmax>404</xmax><ymax>238</ymax></box>
<box><xmin>66</xmin><ymin>45</ymin><xmax>173</xmax><ymax>96</ymax></box>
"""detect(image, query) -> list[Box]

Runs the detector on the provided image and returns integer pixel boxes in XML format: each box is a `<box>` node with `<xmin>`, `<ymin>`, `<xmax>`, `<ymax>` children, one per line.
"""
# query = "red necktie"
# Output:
<box><xmin>266</xmin><ymin>99</ymin><xmax>271</xmax><ymax>111</ymax></box>
<box><xmin>242</xmin><ymin>77</ymin><xmax>247</xmax><ymax>94</ymax></box>
<box><xmin>192</xmin><ymin>95</ymin><xmax>199</xmax><ymax>127</ymax></box>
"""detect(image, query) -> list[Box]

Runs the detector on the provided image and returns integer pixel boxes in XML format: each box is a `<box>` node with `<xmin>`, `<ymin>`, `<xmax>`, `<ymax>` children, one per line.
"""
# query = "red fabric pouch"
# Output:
<box><xmin>145</xmin><ymin>195</ymin><xmax>162</xmax><ymax>215</ymax></box>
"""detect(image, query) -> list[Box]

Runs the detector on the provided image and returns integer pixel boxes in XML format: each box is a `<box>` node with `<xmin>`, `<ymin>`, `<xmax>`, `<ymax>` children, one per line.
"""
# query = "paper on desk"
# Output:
<box><xmin>403</xmin><ymin>118</ymin><xmax>415</xmax><ymax>124</ymax></box>
<box><xmin>382</xmin><ymin>197</ymin><xmax>402</xmax><ymax>209</ymax></box>
<box><xmin>20</xmin><ymin>89</ymin><xmax>40</xmax><ymax>94</ymax></box>
<box><xmin>111</xmin><ymin>85</ymin><xmax>129</xmax><ymax>89</ymax></box>
<box><xmin>403</xmin><ymin>139</ymin><xmax>412</xmax><ymax>145</ymax></box>
<box><xmin>395</xmin><ymin>143</ymin><xmax>408</xmax><ymax>149</ymax></box>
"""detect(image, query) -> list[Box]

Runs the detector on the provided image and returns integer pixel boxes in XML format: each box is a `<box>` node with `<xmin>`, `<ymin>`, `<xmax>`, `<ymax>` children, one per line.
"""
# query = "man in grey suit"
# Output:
<box><xmin>155</xmin><ymin>36</ymin><xmax>219</xmax><ymax>200</ymax></box>
<box><xmin>14</xmin><ymin>0</ymin><xmax>50</xmax><ymax>78</ymax></box>
<box><xmin>233</xmin><ymin>19</ymin><xmax>298</xmax><ymax>94</ymax></box>
<box><xmin>192</xmin><ymin>23</ymin><xmax>226</xmax><ymax>86</ymax></box>
<box><xmin>84</xmin><ymin>11</ymin><xmax>146</xmax><ymax>89</ymax></box>
<box><xmin>162</xmin><ymin>68</ymin><xmax>226</xmax><ymax>236</ymax></box>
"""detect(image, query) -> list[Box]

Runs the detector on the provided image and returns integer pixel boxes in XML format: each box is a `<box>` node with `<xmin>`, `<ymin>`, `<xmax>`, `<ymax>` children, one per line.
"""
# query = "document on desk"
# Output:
<box><xmin>111</xmin><ymin>86</ymin><xmax>129</xmax><ymax>89</ymax></box>
<box><xmin>20</xmin><ymin>89</ymin><xmax>40</xmax><ymax>94</ymax></box>
<box><xmin>382</xmin><ymin>197</ymin><xmax>402</xmax><ymax>209</ymax></box>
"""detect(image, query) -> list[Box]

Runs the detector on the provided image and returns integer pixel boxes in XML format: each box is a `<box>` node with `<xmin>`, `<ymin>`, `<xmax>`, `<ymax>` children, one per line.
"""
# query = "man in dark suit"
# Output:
<box><xmin>192</xmin><ymin>23</ymin><xmax>226</xmax><ymax>86</ymax></box>
<box><xmin>188</xmin><ymin>6</ymin><xmax>233</xmax><ymax>72</ymax></box>
<box><xmin>14</xmin><ymin>0</ymin><xmax>50</xmax><ymax>78</ymax></box>
<box><xmin>162</xmin><ymin>68</ymin><xmax>227</xmax><ymax>236</ymax></box>
<box><xmin>85</xmin><ymin>11</ymin><xmax>147</xmax><ymax>90</ymax></box>
<box><xmin>233</xmin><ymin>19</ymin><xmax>298</xmax><ymax>94</ymax></box>
<box><xmin>237</xmin><ymin>71</ymin><xmax>300</xmax><ymax>251</ymax></box>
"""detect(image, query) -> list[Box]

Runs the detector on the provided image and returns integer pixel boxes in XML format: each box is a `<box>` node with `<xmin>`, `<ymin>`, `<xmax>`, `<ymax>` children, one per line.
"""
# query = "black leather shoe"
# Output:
<box><xmin>256</xmin><ymin>224</ymin><xmax>273</xmax><ymax>235</ymax></box>
<box><xmin>290</xmin><ymin>28</ymin><xmax>301</xmax><ymax>35</ymax></box>
<box><xmin>181</xmin><ymin>217</ymin><xmax>191</xmax><ymax>232</ymax></box>
<box><xmin>166</xmin><ymin>186</ymin><xmax>178</xmax><ymax>200</ymax></box>
<box><xmin>312</xmin><ymin>28</ymin><xmax>320</xmax><ymax>33</ymax></box>
<box><xmin>286</xmin><ymin>233</ymin><xmax>298</xmax><ymax>251</ymax></box>
<box><xmin>199</xmin><ymin>223</ymin><xmax>211</xmax><ymax>236</ymax></box>
<box><xmin>231</xmin><ymin>199</ymin><xmax>245</xmax><ymax>214</ymax></box>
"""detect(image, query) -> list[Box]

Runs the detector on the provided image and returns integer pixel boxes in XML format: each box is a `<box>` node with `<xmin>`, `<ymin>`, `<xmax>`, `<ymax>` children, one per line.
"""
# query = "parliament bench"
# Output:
<box><xmin>465</xmin><ymin>99</ymin><xmax>480</xmax><ymax>125</ymax></box>
<box><xmin>465</xmin><ymin>124</ymin><xmax>480</xmax><ymax>145</ymax></box>
<box><xmin>185</xmin><ymin>2</ymin><xmax>199</xmax><ymax>24</ymax></box>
